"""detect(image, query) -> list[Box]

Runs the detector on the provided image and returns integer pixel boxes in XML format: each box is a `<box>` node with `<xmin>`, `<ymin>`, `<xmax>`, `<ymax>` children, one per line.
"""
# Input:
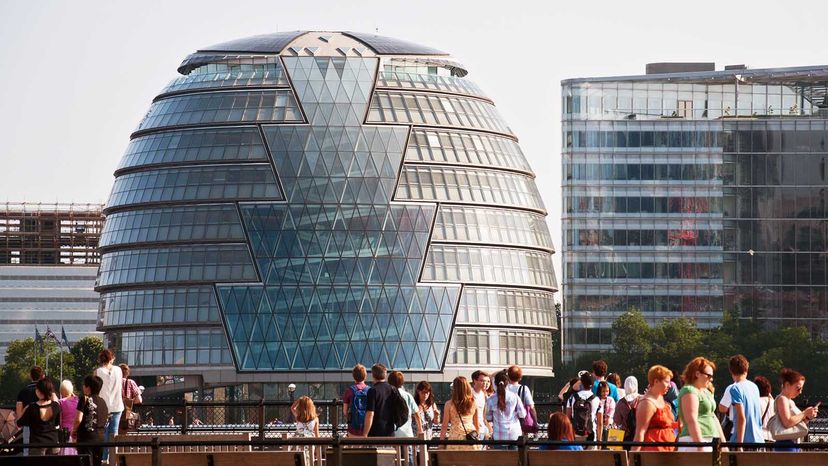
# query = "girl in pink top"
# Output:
<box><xmin>58</xmin><ymin>380</ymin><xmax>79</xmax><ymax>455</ymax></box>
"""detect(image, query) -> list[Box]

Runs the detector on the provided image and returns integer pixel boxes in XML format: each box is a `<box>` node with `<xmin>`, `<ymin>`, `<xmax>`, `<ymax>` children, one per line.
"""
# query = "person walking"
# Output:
<box><xmin>596</xmin><ymin>381</ymin><xmax>616</xmax><ymax>442</ymax></box>
<box><xmin>608</xmin><ymin>373</ymin><xmax>626</xmax><ymax>399</ymax></box>
<box><xmin>677</xmin><ymin>357</ymin><xmax>727</xmax><ymax>451</ymax></box>
<box><xmin>506</xmin><ymin>365</ymin><xmax>538</xmax><ymax>433</ymax></box>
<box><xmin>58</xmin><ymin>380</ymin><xmax>79</xmax><ymax>455</ymax></box>
<box><xmin>15</xmin><ymin>378</ymin><xmax>61</xmax><ymax>456</ymax></box>
<box><xmin>119</xmin><ymin>364</ymin><xmax>142</xmax><ymax>434</ymax></box>
<box><xmin>724</xmin><ymin>355</ymin><xmax>764</xmax><ymax>447</ymax></box>
<box><xmin>15</xmin><ymin>366</ymin><xmax>44</xmax><ymax>456</ymax></box>
<box><xmin>360</xmin><ymin>364</ymin><xmax>396</xmax><ymax>437</ymax></box>
<box><xmin>95</xmin><ymin>349</ymin><xmax>124</xmax><ymax>463</ymax></box>
<box><xmin>343</xmin><ymin>364</ymin><xmax>370</xmax><ymax>437</ymax></box>
<box><xmin>632</xmin><ymin>365</ymin><xmax>676</xmax><ymax>451</ymax></box>
<box><xmin>470</xmin><ymin>371</ymin><xmax>491</xmax><ymax>440</ymax></box>
<box><xmin>415</xmin><ymin>381</ymin><xmax>440</xmax><ymax>438</ymax></box>
<box><xmin>74</xmin><ymin>376</ymin><xmax>109</xmax><ymax>466</ymax></box>
<box><xmin>566</xmin><ymin>372</ymin><xmax>602</xmax><ymax>443</ymax></box>
<box><xmin>440</xmin><ymin>376</ymin><xmax>480</xmax><ymax>450</ymax></box>
<box><xmin>485</xmin><ymin>371</ymin><xmax>526</xmax><ymax>448</ymax></box>
<box><xmin>753</xmin><ymin>376</ymin><xmax>774</xmax><ymax>442</ymax></box>
<box><xmin>773</xmin><ymin>368</ymin><xmax>818</xmax><ymax>451</ymax></box>
<box><xmin>291</xmin><ymin>396</ymin><xmax>320</xmax><ymax>465</ymax></box>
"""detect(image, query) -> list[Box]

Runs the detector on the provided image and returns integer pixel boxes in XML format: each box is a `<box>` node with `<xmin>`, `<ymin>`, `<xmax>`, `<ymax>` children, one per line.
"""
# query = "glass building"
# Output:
<box><xmin>562</xmin><ymin>63</ymin><xmax>828</xmax><ymax>360</ymax></box>
<box><xmin>97</xmin><ymin>31</ymin><xmax>557</xmax><ymax>389</ymax></box>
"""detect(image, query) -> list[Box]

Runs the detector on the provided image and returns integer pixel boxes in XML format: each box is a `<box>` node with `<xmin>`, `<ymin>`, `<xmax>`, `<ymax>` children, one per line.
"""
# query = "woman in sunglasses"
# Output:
<box><xmin>774</xmin><ymin>368</ymin><xmax>819</xmax><ymax>451</ymax></box>
<box><xmin>677</xmin><ymin>357</ymin><xmax>727</xmax><ymax>451</ymax></box>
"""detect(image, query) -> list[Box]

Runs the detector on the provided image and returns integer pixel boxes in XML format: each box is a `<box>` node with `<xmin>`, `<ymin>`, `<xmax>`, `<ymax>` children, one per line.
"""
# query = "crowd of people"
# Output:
<box><xmin>15</xmin><ymin>348</ymin><xmax>142</xmax><ymax>464</ymax></box>
<box><xmin>14</xmin><ymin>350</ymin><xmax>820</xmax><ymax>459</ymax></box>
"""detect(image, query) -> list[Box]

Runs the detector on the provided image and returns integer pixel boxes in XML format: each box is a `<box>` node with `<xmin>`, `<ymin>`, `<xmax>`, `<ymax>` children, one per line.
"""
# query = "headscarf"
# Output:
<box><xmin>623</xmin><ymin>376</ymin><xmax>639</xmax><ymax>402</ymax></box>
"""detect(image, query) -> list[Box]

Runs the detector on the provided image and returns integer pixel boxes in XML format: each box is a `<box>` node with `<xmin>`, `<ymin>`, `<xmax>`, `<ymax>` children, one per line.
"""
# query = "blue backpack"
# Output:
<box><xmin>349</xmin><ymin>385</ymin><xmax>370</xmax><ymax>431</ymax></box>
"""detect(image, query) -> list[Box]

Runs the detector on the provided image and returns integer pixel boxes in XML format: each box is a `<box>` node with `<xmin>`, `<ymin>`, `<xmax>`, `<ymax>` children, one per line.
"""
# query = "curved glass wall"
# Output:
<box><xmin>377</xmin><ymin>72</ymin><xmax>487</xmax><ymax>99</ymax></box>
<box><xmin>105</xmin><ymin>165</ymin><xmax>282</xmax><ymax>210</ymax></box>
<box><xmin>117</xmin><ymin>127</ymin><xmax>268</xmax><ymax>171</ymax></box>
<box><xmin>406</xmin><ymin>129</ymin><xmax>530</xmax><ymax>172</ymax></box>
<box><xmin>111</xmin><ymin>328</ymin><xmax>233</xmax><ymax>366</ymax></box>
<box><xmin>100</xmin><ymin>205</ymin><xmax>245</xmax><ymax>248</ymax></box>
<box><xmin>397</xmin><ymin>165</ymin><xmax>545</xmax><ymax>212</ymax></box>
<box><xmin>97</xmin><ymin>244</ymin><xmax>257</xmax><ymax>288</ymax></box>
<box><xmin>456</xmin><ymin>286</ymin><xmax>557</xmax><ymax>328</ymax></box>
<box><xmin>161</xmin><ymin>57</ymin><xmax>289</xmax><ymax>95</ymax></box>
<box><xmin>100</xmin><ymin>286</ymin><xmax>221</xmax><ymax>327</ymax></box>
<box><xmin>367</xmin><ymin>91</ymin><xmax>511</xmax><ymax>134</ymax></box>
<box><xmin>447</xmin><ymin>327</ymin><xmax>552</xmax><ymax>367</ymax></box>
<box><xmin>432</xmin><ymin>205</ymin><xmax>553</xmax><ymax>251</ymax></box>
<box><xmin>422</xmin><ymin>244</ymin><xmax>556</xmax><ymax>289</ymax></box>
<box><xmin>136</xmin><ymin>90</ymin><xmax>303</xmax><ymax>132</ymax></box>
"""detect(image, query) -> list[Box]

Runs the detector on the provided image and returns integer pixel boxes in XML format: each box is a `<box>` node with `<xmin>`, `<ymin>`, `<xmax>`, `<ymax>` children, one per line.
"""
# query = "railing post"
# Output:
<box><xmin>151</xmin><ymin>436</ymin><xmax>162</xmax><ymax>466</ymax></box>
<box><xmin>181</xmin><ymin>400</ymin><xmax>189</xmax><ymax>435</ymax></box>
<box><xmin>711</xmin><ymin>437</ymin><xmax>721</xmax><ymax>466</ymax></box>
<box><xmin>517</xmin><ymin>435</ymin><xmax>528</xmax><ymax>466</ymax></box>
<box><xmin>332</xmin><ymin>433</ymin><xmax>342</xmax><ymax>466</ymax></box>
<box><xmin>259</xmin><ymin>399</ymin><xmax>266</xmax><ymax>442</ymax></box>
<box><xmin>331</xmin><ymin>398</ymin><xmax>339</xmax><ymax>439</ymax></box>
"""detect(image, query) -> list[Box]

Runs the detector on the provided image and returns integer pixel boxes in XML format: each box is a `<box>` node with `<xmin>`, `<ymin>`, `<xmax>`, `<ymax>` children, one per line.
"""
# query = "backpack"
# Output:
<box><xmin>622</xmin><ymin>399</ymin><xmax>637</xmax><ymax>442</ymax></box>
<box><xmin>572</xmin><ymin>394</ymin><xmax>596</xmax><ymax>436</ymax></box>
<box><xmin>348</xmin><ymin>384</ymin><xmax>370</xmax><ymax>431</ymax></box>
<box><xmin>517</xmin><ymin>385</ymin><xmax>539</xmax><ymax>434</ymax></box>
<box><xmin>389</xmin><ymin>388</ymin><xmax>410</xmax><ymax>430</ymax></box>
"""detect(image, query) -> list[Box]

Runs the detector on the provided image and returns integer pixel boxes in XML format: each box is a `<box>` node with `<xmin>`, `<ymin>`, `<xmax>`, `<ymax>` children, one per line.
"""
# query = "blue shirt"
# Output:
<box><xmin>539</xmin><ymin>443</ymin><xmax>584</xmax><ymax>451</ymax></box>
<box><xmin>728</xmin><ymin>380</ymin><xmax>765</xmax><ymax>444</ymax></box>
<box><xmin>592</xmin><ymin>380</ymin><xmax>620</xmax><ymax>402</ymax></box>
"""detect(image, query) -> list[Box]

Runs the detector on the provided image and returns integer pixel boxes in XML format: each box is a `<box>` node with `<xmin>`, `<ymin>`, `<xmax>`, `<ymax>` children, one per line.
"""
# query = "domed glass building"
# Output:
<box><xmin>97</xmin><ymin>31</ymin><xmax>557</xmax><ymax>390</ymax></box>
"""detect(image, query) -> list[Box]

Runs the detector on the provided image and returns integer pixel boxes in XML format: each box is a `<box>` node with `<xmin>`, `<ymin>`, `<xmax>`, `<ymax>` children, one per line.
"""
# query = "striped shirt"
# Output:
<box><xmin>485</xmin><ymin>390</ymin><xmax>526</xmax><ymax>441</ymax></box>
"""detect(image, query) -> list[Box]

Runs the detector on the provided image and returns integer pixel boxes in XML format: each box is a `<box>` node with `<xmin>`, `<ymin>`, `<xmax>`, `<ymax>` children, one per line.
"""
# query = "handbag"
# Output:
<box><xmin>460</xmin><ymin>415</ymin><xmax>479</xmax><ymax>441</ymax></box>
<box><xmin>517</xmin><ymin>385</ymin><xmax>539</xmax><ymax>434</ymax></box>
<box><xmin>767</xmin><ymin>396</ymin><xmax>808</xmax><ymax>441</ymax></box>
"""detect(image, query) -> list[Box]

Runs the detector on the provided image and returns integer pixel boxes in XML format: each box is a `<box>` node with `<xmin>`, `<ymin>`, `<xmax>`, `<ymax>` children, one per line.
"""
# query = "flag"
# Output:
<box><xmin>35</xmin><ymin>328</ymin><xmax>43</xmax><ymax>350</ymax></box>
<box><xmin>45</xmin><ymin>326</ymin><xmax>58</xmax><ymax>342</ymax></box>
<box><xmin>61</xmin><ymin>326</ymin><xmax>71</xmax><ymax>349</ymax></box>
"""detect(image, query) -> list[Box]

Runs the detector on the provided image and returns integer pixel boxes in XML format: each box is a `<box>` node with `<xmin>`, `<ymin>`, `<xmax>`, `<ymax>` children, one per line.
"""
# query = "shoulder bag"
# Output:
<box><xmin>767</xmin><ymin>396</ymin><xmax>808</xmax><ymax>441</ymax></box>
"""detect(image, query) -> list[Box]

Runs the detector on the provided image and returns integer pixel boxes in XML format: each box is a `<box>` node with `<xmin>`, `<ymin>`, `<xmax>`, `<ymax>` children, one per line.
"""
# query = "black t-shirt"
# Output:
<box><xmin>366</xmin><ymin>381</ymin><xmax>396</xmax><ymax>437</ymax></box>
<box><xmin>77</xmin><ymin>395</ymin><xmax>109</xmax><ymax>434</ymax></box>
<box><xmin>17</xmin><ymin>383</ymin><xmax>38</xmax><ymax>407</ymax></box>
<box><xmin>16</xmin><ymin>401</ymin><xmax>61</xmax><ymax>445</ymax></box>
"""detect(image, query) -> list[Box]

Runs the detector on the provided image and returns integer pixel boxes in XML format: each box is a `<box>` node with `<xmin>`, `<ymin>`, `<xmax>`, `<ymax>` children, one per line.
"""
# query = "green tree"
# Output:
<box><xmin>649</xmin><ymin>318</ymin><xmax>704</xmax><ymax>373</ymax></box>
<box><xmin>0</xmin><ymin>337</ymin><xmax>75</xmax><ymax>403</ymax></box>
<box><xmin>71</xmin><ymin>336</ymin><xmax>104</xmax><ymax>384</ymax></box>
<box><xmin>610</xmin><ymin>308</ymin><xmax>652</xmax><ymax>377</ymax></box>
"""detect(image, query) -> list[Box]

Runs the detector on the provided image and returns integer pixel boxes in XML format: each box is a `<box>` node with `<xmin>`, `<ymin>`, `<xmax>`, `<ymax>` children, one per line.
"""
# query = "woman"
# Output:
<box><xmin>440</xmin><ymin>376</ymin><xmax>480</xmax><ymax>450</ymax></box>
<box><xmin>614</xmin><ymin>376</ymin><xmax>639</xmax><ymax>434</ymax></box>
<box><xmin>119</xmin><ymin>363</ymin><xmax>142</xmax><ymax>434</ymax></box>
<box><xmin>608</xmin><ymin>373</ymin><xmax>626</xmax><ymax>399</ymax></box>
<box><xmin>16</xmin><ymin>378</ymin><xmax>61</xmax><ymax>456</ymax></box>
<box><xmin>58</xmin><ymin>380</ymin><xmax>79</xmax><ymax>455</ymax></box>
<box><xmin>415</xmin><ymin>381</ymin><xmax>440</xmax><ymax>437</ymax></box>
<box><xmin>774</xmin><ymin>368</ymin><xmax>818</xmax><ymax>451</ymax></box>
<box><xmin>632</xmin><ymin>365</ymin><xmax>677</xmax><ymax>451</ymax></box>
<box><xmin>677</xmin><ymin>357</ymin><xmax>727</xmax><ymax>451</ymax></box>
<box><xmin>389</xmin><ymin>371</ymin><xmax>421</xmax><ymax>438</ymax></box>
<box><xmin>754</xmin><ymin>376</ymin><xmax>774</xmax><ymax>442</ymax></box>
<box><xmin>485</xmin><ymin>371</ymin><xmax>526</xmax><ymax>448</ymax></box>
<box><xmin>542</xmin><ymin>412</ymin><xmax>583</xmax><ymax>451</ymax></box>
<box><xmin>74</xmin><ymin>375</ymin><xmax>109</xmax><ymax>466</ymax></box>
<box><xmin>95</xmin><ymin>349</ymin><xmax>124</xmax><ymax>463</ymax></box>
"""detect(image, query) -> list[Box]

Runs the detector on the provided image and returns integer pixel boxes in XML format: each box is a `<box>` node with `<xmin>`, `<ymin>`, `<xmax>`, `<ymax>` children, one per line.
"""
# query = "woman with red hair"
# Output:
<box><xmin>541</xmin><ymin>412</ymin><xmax>583</xmax><ymax>451</ymax></box>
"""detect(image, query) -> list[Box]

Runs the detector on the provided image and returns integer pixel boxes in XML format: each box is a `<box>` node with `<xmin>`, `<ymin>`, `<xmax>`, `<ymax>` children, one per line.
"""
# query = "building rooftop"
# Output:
<box><xmin>562</xmin><ymin>64</ymin><xmax>828</xmax><ymax>85</ymax></box>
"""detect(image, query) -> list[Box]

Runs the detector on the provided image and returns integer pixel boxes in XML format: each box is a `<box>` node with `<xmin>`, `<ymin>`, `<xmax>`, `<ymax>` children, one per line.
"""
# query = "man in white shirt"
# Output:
<box><xmin>505</xmin><ymin>365</ymin><xmax>538</xmax><ymax>429</ymax></box>
<box><xmin>471</xmin><ymin>370</ymin><xmax>492</xmax><ymax>439</ymax></box>
<box><xmin>566</xmin><ymin>372</ymin><xmax>603</xmax><ymax>442</ymax></box>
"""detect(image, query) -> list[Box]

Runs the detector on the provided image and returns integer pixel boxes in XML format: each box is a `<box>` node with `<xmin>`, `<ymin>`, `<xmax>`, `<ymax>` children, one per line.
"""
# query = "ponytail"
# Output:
<box><xmin>495</xmin><ymin>371</ymin><xmax>509</xmax><ymax>412</ymax></box>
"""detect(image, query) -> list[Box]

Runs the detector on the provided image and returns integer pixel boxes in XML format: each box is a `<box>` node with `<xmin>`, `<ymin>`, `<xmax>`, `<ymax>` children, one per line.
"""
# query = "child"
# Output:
<box><xmin>597</xmin><ymin>381</ymin><xmax>616</xmax><ymax>441</ymax></box>
<box><xmin>292</xmin><ymin>396</ymin><xmax>320</xmax><ymax>464</ymax></box>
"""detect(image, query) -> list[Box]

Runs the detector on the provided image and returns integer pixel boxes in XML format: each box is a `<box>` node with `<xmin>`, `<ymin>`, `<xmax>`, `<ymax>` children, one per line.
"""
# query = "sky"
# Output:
<box><xmin>1</xmin><ymin>0</ymin><xmax>827</xmax><ymax>283</ymax></box>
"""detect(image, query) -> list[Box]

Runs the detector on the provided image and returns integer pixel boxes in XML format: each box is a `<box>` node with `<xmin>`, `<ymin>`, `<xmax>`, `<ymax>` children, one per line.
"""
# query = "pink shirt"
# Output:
<box><xmin>59</xmin><ymin>396</ymin><xmax>79</xmax><ymax>430</ymax></box>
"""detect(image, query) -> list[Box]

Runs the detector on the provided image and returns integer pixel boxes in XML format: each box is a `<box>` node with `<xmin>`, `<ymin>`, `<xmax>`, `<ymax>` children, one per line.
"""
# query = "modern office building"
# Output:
<box><xmin>561</xmin><ymin>63</ymin><xmax>828</xmax><ymax>360</ymax></box>
<box><xmin>97</xmin><ymin>31</ymin><xmax>557</xmax><ymax>391</ymax></box>
<box><xmin>0</xmin><ymin>203</ymin><xmax>103</xmax><ymax>364</ymax></box>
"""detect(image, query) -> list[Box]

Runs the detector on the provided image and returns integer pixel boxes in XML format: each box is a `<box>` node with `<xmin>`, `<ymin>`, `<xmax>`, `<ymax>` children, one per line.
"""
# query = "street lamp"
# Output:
<box><xmin>288</xmin><ymin>383</ymin><xmax>297</xmax><ymax>423</ymax></box>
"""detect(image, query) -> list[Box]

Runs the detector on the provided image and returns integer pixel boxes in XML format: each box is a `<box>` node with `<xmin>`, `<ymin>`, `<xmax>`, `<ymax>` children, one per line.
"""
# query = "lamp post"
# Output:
<box><xmin>288</xmin><ymin>383</ymin><xmax>297</xmax><ymax>423</ymax></box>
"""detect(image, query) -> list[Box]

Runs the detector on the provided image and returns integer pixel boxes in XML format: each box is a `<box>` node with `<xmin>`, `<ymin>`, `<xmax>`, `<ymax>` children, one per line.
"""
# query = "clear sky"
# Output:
<box><xmin>2</xmin><ymin>0</ymin><xmax>826</xmax><ymax>285</ymax></box>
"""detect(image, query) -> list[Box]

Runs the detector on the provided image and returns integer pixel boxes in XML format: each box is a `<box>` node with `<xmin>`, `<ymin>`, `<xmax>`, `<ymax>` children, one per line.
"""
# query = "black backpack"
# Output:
<box><xmin>389</xmin><ymin>388</ymin><xmax>410</xmax><ymax>429</ymax></box>
<box><xmin>622</xmin><ymin>399</ymin><xmax>637</xmax><ymax>442</ymax></box>
<box><xmin>572</xmin><ymin>394</ymin><xmax>595</xmax><ymax>436</ymax></box>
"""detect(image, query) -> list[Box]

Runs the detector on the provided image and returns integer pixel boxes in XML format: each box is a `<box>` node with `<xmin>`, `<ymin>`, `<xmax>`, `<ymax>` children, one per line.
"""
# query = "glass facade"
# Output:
<box><xmin>98</xmin><ymin>31</ymin><xmax>557</xmax><ymax>384</ymax></box>
<box><xmin>562</xmin><ymin>65</ymin><xmax>828</xmax><ymax>360</ymax></box>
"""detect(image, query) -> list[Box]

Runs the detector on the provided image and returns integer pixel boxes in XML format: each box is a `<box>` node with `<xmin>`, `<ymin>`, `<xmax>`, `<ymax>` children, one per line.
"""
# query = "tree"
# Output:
<box><xmin>0</xmin><ymin>337</ymin><xmax>75</xmax><ymax>403</ymax></box>
<box><xmin>649</xmin><ymin>318</ymin><xmax>704</xmax><ymax>373</ymax></box>
<box><xmin>610</xmin><ymin>308</ymin><xmax>652</xmax><ymax>377</ymax></box>
<box><xmin>71</xmin><ymin>336</ymin><xmax>104</xmax><ymax>385</ymax></box>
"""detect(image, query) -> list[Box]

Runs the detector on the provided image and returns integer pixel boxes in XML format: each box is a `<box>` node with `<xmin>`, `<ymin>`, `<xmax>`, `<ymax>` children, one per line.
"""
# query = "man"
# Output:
<box><xmin>505</xmin><ymin>365</ymin><xmax>538</xmax><ymax>431</ymax></box>
<box><xmin>566</xmin><ymin>372</ymin><xmax>603</xmax><ymax>442</ymax></box>
<box><xmin>16</xmin><ymin>366</ymin><xmax>44</xmax><ymax>456</ymax></box>
<box><xmin>471</xmin><ymin>370</ymin><xmax>492</xmax><ymax>439</ymax></box>
<box><xmin>342</xmin><ymin>364</ymin><xmax>370</xmax><ymax>437</ymax></box>
<box><xmin>591</xmin><ymin>360</ymin><xmax>619</xmax><ymax>402</ymax></box>
<box><xmin>722</xmin><ymin>355</ymin><xmax>764</xmax><ymax>446</ymax></box>
<box><xmin>360</xmin><ymin>363</ymin><xmax>396</xmax><ymax>437</ymax></box>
